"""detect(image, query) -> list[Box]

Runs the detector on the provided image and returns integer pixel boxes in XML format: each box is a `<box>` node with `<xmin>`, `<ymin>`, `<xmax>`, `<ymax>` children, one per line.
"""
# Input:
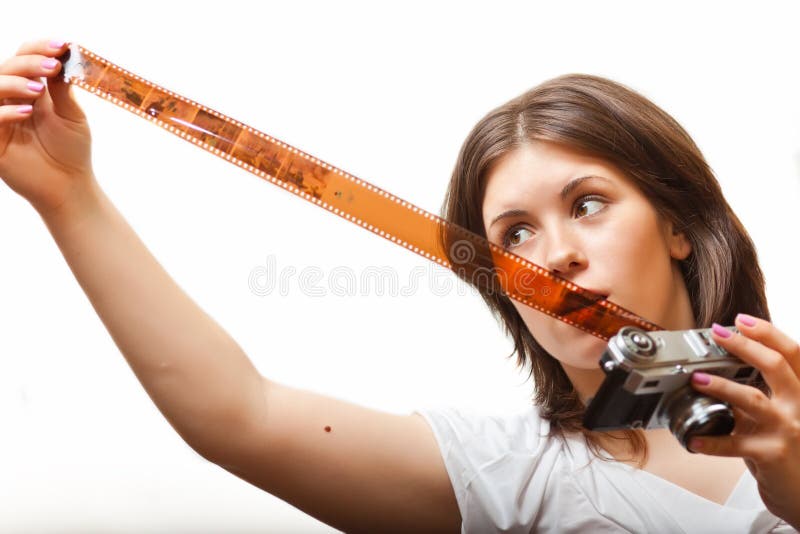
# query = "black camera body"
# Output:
<box><xmin>583</xmin><ymin>326</ymin><xmax>760</xmax><ymax>449</ymax></box>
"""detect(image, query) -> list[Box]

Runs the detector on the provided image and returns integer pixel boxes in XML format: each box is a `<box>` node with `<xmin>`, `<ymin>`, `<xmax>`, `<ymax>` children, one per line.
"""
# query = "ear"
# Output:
<box><xmin>666</xmin><ymin>222</ymin><xmax>692</xmax><ymax>260</ymax></box>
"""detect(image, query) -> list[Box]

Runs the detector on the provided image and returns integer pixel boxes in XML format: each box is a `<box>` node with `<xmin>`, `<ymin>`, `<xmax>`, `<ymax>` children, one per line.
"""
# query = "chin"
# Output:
<box><xmin>534</xmin><ymin>318</ymin><xmax>608</xmax><ymax>369</ymax></box>
<box><xmin>570</xmin><ymin>338</ymin><xmax>608</xmax><ymax>370</ymax></box>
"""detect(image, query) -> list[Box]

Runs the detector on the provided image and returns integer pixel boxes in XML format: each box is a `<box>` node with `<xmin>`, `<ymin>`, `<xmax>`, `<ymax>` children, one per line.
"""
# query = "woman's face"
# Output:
<box><xmin>481</xmin><ymin>141</ymin><xmax>695</xmax><ymax>392</ymax></box>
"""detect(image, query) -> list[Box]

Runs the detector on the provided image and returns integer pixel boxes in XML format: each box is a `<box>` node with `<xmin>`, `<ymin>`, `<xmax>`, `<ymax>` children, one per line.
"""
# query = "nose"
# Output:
<box><xmin>540</xmin><ymin>226</ymin><xmax>587</xmax><ymax>276</ymax></box>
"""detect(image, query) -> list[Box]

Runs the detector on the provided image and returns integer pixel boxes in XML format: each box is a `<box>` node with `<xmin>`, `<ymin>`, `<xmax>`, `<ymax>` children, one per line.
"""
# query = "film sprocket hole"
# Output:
<box><xmin>583</xmin><ymin>326</ymin><xmax>760</xmax><ymax>450</ymax></box>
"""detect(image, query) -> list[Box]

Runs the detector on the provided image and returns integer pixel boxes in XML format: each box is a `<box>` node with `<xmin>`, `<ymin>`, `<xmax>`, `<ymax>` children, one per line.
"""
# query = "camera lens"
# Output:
<box><xmin>660</xmin><ymin>386</ymin><xmax>735</xmax><ymax>450</ymax></box>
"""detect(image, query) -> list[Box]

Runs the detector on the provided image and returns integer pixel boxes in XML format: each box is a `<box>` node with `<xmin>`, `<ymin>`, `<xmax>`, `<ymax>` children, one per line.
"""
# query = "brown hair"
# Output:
<box><xmin>441</xmin><ymin>74</ymin><xmax>770</xmax><ymax>464</ymax></box>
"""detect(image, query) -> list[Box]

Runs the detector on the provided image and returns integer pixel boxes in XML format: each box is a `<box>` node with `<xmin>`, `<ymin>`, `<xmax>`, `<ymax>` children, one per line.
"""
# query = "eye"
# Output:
<box><xmin>574</xmin><ymin>195</ymin><xmax>607</xmax><ymax>218</ymax></box>
<box><xmin>501</xmin><ymin>224</ymin><xmax>534</xmax><ymax>249</ymax></box>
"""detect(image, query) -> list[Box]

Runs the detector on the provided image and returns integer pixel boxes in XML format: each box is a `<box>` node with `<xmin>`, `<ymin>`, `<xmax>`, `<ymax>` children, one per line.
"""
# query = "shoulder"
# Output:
<box><xmin>413</xmin><ymin>403</ymin><xmax>557</xmax><ymax>490</ymax></box>
<box><xmin>414</xmin><ymin>404</ymin><xmax>571</xmax><ymax>531</ymax></box>
<box><xmin>414</xmin><ymin>404</ymin><xmax>551</xmax><ymax>462</ymax></box>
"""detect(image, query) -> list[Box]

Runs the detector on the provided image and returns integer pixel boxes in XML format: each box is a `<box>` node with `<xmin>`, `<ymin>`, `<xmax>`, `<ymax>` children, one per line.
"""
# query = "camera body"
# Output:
<box><xmin>583</xmin><ymin>326</ymin><xmax>760</xmax><ymax>449</ymax></box>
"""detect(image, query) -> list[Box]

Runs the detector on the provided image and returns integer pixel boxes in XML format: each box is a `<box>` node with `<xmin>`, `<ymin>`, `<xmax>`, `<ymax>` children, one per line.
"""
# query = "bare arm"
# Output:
<box><xmin>41</xmin><ymin>181</ymin><xmax>265</xmax><ymax>462</ymax></box>
<box><xmin>237</xmin><ymin>380</ymin><xmax>460</xmax><ymax>532</ymax></box>
<box><xmin>1</xmin><ymin>40</ymin><xmax>461</xmax><ymax>532</ymax></box>
<box><xmin>42</xmin><ymin>181</ymin><xmax>459</xmax><ymax>532</ymax></box>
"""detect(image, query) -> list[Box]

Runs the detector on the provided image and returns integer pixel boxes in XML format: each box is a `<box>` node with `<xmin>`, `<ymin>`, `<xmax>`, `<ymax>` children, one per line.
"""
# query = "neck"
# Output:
<box><xmin>561</xmin><ymin>364</ymin><xmax>606</xmax><ymax>404</ymax></box>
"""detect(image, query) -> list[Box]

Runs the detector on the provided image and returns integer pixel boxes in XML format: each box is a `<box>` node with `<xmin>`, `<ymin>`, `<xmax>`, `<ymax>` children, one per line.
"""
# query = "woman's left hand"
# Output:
<box><xmin>689</xmin><ymin>314</ymin><xmax>800</xmax><ymax>529</ymax></box>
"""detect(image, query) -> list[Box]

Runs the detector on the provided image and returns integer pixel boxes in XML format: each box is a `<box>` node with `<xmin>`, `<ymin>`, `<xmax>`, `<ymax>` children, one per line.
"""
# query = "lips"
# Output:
<box><xmin>582</xmin><ymin>288</ymin><xmax>610</xmax><ymax>300</ymax></box>
<box><xmin>563</xmin><ymin>280</ymin><xmax>610</xmax><ymax>301</ymax></box>
<box><xmin>589</xmin><ymin>289</ymin><xmax>609</xmax><ymax>300</ymax></box>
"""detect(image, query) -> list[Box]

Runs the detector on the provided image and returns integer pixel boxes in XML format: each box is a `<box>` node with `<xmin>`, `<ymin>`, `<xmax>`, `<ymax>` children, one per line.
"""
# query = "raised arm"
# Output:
<box><xmin>0</xmin><ymin>40</ymin><xmax>460</xmax><ymax>532</ymax></box>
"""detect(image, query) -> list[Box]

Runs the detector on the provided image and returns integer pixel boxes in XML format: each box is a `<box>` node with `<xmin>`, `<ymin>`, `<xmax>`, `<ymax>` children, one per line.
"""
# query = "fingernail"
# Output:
<box><xmin>737</xmin><ymin>313</ymin><xmax>757</xmax><ymax>327</ymax></box>
<box><xmin>41</xmin><ymin>58</ymin><xmax>59</xmax><ymax>70</ymax></box>
<box><xmin>711</xmin><ymin>323</ymin><xmax>732</xmax><ymax>338</ymax></box>
<box><xmin>49</xmin><ymin>40</ymin><xmax>65</xmax><ymax>49</ymax></box>
<box><xmin>27</xmin><ymin>81</ymin><xmax>44</xmax><ymax>92</ymax></box>
<box><xmin>18</xmin><ymin>105</ymin><xmax>33</xmax><ymax>114</ymax></box>
<box><xmin>692</xmin><ymin>372</ymin><xmax>711</xmax><ymax>385</ymax></box>
<box><xmin>689</xmin><ymin>438</ymin><xmax>704</xmax><ymax>451</ymax></box>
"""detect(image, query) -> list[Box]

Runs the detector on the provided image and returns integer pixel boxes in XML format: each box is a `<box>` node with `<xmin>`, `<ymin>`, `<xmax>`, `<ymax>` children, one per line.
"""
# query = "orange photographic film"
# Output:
<box><xmin>58</xmin><ymin>44</ymin><xmax>660</xmax><ymax>341</ymax></box>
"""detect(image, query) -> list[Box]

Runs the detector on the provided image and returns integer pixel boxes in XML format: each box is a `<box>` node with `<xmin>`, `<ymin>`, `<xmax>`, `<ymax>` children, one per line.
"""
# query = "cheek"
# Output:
<box><xmin>595</xmin><ymin>213</ymin><xmax>676</xmax><ymax>321</ymax></box>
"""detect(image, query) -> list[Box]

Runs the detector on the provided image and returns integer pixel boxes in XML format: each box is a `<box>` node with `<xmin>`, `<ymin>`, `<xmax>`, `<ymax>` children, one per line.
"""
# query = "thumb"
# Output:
<box><xmin>47</xmin><ymin>74</ymin><xmax>86</xmax><ymax>123</ymax></box>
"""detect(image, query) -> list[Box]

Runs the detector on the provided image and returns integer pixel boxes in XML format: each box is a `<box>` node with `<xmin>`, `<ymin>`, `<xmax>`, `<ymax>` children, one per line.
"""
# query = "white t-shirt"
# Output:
<box><xmin>414</xmin><ymin>405</ymin><xmax>795</xmax><ymax>533</ymax></box>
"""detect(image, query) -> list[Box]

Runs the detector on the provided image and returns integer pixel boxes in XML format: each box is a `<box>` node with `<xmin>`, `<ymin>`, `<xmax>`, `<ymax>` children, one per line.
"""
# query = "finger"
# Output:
<box><xmin>710</xmin><ymin>323</ymin><xmax>800</xmax><ymax>395</ymax></box>
<box><xmin>0</xmin><ymin>55</ymin><xmax>62</xmax><ymax>78</ymax></box>
<box><xmin>47</xmin><ymin>76</ymin><xmax>85</xmax><ymax>123</ymax></box>
<box><xmin>745</xmin><ymin>458</ymin><xmax>756</xmax><ymax>473</ymax></box>
<box><xmin>689</xmin><ymin>433</ymin><xmax>770</xmax><ymax>461</ymax></box>
<box><xmin>735</xmin><ymin>314</ymin><xmax>800</xmax><ymax>379</ymax></box>
<box><xmin>691</xmin><ymin>434</ymin><xmax>787</xmax><ymax>465</ymax></box>
<box><xmin>731</xmin><ymin>406</ymin><xmax>757</xmax><ymax>434</ymax></box>
<box><xmin>691</xmin><ymin>371</ymin><xmax>774</xmax><ymax>422</ymax></box>
<box><xmin>0</xmin><ymin>103</ymin><xmax>34</xmax><ymax>123</ymax></box>
<box><xmin>16</xmin><ymin>39</ymin><xmax>67</xmax><ymax>57</ymax></box>
<box><xmin>0</xmin><ymin>75</ymin><xmax>47</xmax><ymax>100</ymax></box>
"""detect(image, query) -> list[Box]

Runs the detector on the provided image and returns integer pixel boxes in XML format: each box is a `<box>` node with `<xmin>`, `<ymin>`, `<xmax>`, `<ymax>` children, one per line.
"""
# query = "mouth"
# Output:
<box><xmin>583</xmin><ymin>288</ymin><xmax>610</xmax><ymax>301</ymax></box>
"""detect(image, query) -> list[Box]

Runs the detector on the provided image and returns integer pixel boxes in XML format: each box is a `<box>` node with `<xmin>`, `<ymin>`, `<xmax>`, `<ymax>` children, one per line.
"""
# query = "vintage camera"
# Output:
<box><xmin>583</xmin><ymin>326</ymin><xmax>760</xmax><ymax>450</ymax></box>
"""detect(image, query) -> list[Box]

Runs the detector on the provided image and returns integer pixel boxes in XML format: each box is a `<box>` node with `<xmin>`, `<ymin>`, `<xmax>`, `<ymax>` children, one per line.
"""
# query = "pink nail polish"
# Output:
<box><xmin>49</xmin><ymin>40</ymin><xmax>65</xmax><ymax>49</ymax></box>
<box><xmin>18</xmin><ymin>105</ymin><xmax>33</xmax><ymax>114</ymax></box>
<box><xmin>692</xmin><ymin>372</ymin><xmax>711</xmax><ymax>385</ymax></box>
<box><xmin>736</xmin><ymin>313</ymin><xmax>757</xmax><ymax>327</ymax></box>
<box><xmin>712</xmin><ymin>323</ymin><xmax>732</xmax><ymax>338</ymax></box>
<box><xmin>27</xmin><ymin>81</ymin><xmax>44</xmax><ymax>92</ymax></box>
<box><xmin>41</xmin><ymin>58</ymin><xmax>59</xmax><ymax>70</ymax></box>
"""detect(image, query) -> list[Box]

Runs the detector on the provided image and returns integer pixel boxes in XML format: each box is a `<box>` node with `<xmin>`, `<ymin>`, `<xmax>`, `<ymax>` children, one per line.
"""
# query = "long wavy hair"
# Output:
<box><xmin>441</xmin><ymin>74</ymin><xmax>770</xmax><ymax>464</ymax></box>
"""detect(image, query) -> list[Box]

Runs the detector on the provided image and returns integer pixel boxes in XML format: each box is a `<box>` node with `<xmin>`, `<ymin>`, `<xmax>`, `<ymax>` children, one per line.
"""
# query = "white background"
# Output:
<box><xmin>1</xmin><ymin>1</ymin><xmax>798</xmax><ymax>531</ymax></box>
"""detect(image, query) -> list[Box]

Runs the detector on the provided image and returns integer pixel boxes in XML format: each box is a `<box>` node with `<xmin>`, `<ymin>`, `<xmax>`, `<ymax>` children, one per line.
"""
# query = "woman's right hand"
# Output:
<box><xmin>0</xmin><ymin>39</ymin><xmax>95</xmax><ymax>219</ymax></box>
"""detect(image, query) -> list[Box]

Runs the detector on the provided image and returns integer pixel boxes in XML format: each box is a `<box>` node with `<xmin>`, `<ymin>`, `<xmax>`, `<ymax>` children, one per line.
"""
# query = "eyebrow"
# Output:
<box><xmin>488</xmin><ymin>174</ymin><xmax>610</xmax><ymax>229</ymax></box>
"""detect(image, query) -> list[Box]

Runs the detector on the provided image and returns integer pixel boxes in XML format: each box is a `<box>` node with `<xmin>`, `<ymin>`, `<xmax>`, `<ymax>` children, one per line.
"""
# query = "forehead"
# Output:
<box><xmin>481</xmin><ymin>141</ymin><xmax>626</xmax><ymax>215</ymax></box>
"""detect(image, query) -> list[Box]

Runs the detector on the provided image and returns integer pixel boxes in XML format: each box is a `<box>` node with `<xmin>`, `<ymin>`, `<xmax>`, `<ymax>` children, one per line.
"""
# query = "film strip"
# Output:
<box><xmin>57</xmin><ymin>44</ymin><xmax>660</xmax><ymax>340</ymax></box>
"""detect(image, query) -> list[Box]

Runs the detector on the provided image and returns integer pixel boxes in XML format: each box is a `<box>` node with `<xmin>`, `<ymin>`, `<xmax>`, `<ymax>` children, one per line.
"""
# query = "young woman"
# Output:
<box><xmin>1</xmin><ymin>39</ymin><xmax>798</xmax><ymax>533</ymax></box>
